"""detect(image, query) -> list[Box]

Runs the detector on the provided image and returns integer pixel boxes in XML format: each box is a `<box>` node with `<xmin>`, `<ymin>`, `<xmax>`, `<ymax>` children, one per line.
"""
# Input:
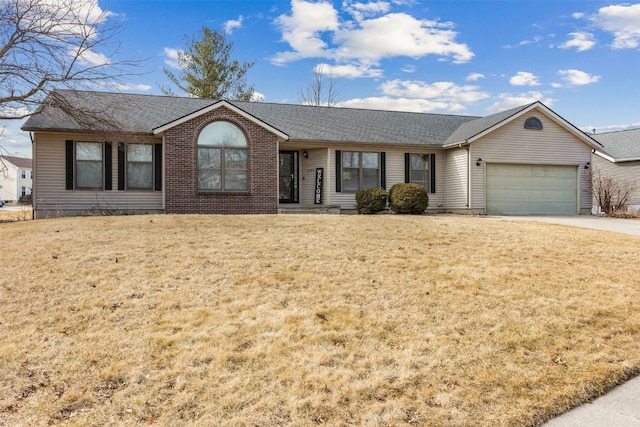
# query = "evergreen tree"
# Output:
<box><xmin>161</xmin><ymin>27</ymin><xmax>255</xmax><ymax>100</ymax></box>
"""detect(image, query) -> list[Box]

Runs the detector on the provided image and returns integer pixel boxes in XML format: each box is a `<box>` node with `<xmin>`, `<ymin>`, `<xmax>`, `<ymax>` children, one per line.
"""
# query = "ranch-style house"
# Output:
<box><xmin>22</xmin><ymin>90</ymin><xmax>604</xmax><ymax>218</ymax></box>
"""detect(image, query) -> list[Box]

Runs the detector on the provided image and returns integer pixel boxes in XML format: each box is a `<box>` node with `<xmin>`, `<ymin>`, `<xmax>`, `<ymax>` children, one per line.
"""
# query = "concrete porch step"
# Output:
<box><xmin>278</xmin><ymin>204</ymin><xmax>341</xmax><ymax>214</ymax></box>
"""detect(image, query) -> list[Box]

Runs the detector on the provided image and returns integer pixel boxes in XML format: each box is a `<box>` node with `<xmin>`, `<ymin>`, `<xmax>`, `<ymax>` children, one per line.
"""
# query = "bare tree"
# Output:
<box><xmin>298</xmin><ymin>64</ymin><xmax>340</xmax><ymax>107</ymax></box>
<box><xmin>0</xmin><ymin>0</ymin><xmax>142</xmax><ymax>123</ymax></box>
<box><xmin>591</xmin><ymin>168</ymin><xmax>637</xmax><ymax>214</ymax></box>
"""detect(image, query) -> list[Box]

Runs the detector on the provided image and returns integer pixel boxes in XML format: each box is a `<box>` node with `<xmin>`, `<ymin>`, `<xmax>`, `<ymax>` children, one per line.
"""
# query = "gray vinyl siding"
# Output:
<box><xmin>444</xmin><ymin>147</ymin><xmax>468</xmax><ymax>210</ymax></box>
<box><xmin>33</xmin><ymin>132</ymin><xmax>163</xmax><ymax>216</ymax></box>
<box><xmin>299</xmin><ymin>148</ymin><xmax>330</xmax><ymax>205</ymax></box>
<box><xmin>593</xmin><ymin>155</ymin><xmax>640</xmax><ymax>207</ymax></box>
<box><xmin>328</xmin><ymin>146</ymin><xmax>444</xmax><ymax>210</ymax></box>
<box><xmin>470</xmin><ymin>112</ymin><xmax>592</xmax><ymax>213</ymax></box>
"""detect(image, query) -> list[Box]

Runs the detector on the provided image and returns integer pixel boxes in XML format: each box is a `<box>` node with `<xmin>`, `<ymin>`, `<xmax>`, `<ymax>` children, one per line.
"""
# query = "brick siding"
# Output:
<box><xmin>164</xmin><ymin>107</ymin><xmax>278</xmax><ymax>214</ymax></box>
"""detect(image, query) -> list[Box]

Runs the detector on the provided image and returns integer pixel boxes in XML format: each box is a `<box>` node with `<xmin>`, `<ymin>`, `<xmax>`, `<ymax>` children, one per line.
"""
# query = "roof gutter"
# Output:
<box><xmin>594</xmin><ymin>150</ymin><xmax>640</xmax><ymax>163</ymax></box>
<box><xmin>443</xmin><ymin>139</ymin><xmax>470</xmax><ymax>149</ymax></box>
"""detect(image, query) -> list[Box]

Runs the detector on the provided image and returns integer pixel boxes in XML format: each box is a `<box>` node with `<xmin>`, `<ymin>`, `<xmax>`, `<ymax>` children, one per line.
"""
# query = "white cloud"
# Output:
<box><xmin>402</xmin><ymin>64</ymin><xmax>416</xmax><ymax>73</ymax></box>
<box><xmin>315</xmin><ymin>62</ymin><xmax>383</xmax><ymax>78</ymax></box>
<box><xmin>504</xmin><ymin>35</ymin><xmax>543</xmax><ymax>48</ymax></box>
<box><xmin>557</xmin><ymin>69</ymin><xmax>600</xmax><ymax>86</ymax></box>
<box><xmin>333</xmin><ymin>13</ymin><xmax>474</xmax><ymax>63</ymax></box>
<box><xmin>336</xmin><ymin>96</ymin><xmax>466</xmax><ymax>113</ymax></box>
<box><xmin>335</xmin><ymin>77</ymin><xmax>488</xmax><ymax>113</ymax></box>
<box><xmin>272</xmin><ymin>0</ymin><xmax>473</xmax><ymax>66</ymax></box>
<box><xmin>224</xmin><ymin>15</ymin><xmax>244</xmax><ymax>34</ymax></box>
<box><xmin>32</xmin><ymin>0</ymin><xmax>112</xmax><ymax>37</ymax></box>
<box><xmin>272</xmin><ymin>0</ymin><xmax>340</xmax><ymax>64</ymax></box>
<box><xmin>251</xmin><ymin>91</ymin><xmax>265</xmax><ymax>102</ymax></box>
<box><xmin>380</xmin><ymin>79</ymin><xmax>489</xmax><ymax>103</ymax></box>
<box><xmin>487</xmin><ymin>92</ymin><xmax>555</xmax><ymax>113</ymax></box>
<box><xmin>75</xmin><ymin>48</ymin><xmax>109</xmax><ymax>66</ymax></box>
<box><xmin>343</xmin><ymin>0</ymin><xmax>391</xmax><ymax>22</ymax></box>
<box><xmin>111</xmin><ymin>83</ymin><xmax>153</xmax><ymax>92</ymax></box>
<box><xmin>163</xmin><ymin>47</ymin><xmax>182</xmax><ymax>69</ymax></box>
<box><xmin>466</xmin><ymin>72</ymin><xmax>484</xmax><ymax>82</ymax></box>
<box><xmin>509</xmin><ymin>71</ymin><xmax>540</xmax><ymax>87</ymax></box>
<box><xmin>560</xmin><ymin>31</ymin><xmax>595</xmax><ymax>51</ymax></box>
<box><xmin>591</xmin><ymin>3</ymin><xmax>640</xmax><ymax>49</ymax></box>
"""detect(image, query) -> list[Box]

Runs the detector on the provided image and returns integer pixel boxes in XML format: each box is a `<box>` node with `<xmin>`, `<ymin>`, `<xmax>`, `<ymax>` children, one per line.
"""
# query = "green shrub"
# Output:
<box><xmin>389</xmin><ymin>183</ymin><xmax>429</xmax><ymax>214</ymax></box>
<box><xmin>355</xmin><ymin>187</ymin><xmax>388</xmax><ymax>214</ymax></box>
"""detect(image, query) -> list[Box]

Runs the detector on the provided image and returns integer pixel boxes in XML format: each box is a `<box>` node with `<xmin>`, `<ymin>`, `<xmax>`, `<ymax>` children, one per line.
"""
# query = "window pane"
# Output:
<box><xmin>411</xmin><ymin>154</ymin><xmax>427</xmax><ymax>170</ymax></box>
<box><xmin>76</xmin><ymin>142</ymin><xmax>102</xmax><ymax>161</ymax></box>
<box><xmin>225</xmin><ymin>149</ymin><xmax>247</xmax><ymax>169</ymax></box>
<box><xmin>342</xmin><ymin>168</ymin><xmax>360</xmax><ymax>192</ymax></box>
<box><xmin>362</xmin><ymin>169</ymin><xmax>379</xmax><ymax>190</ymax></box>
<box><xmin>411</xmin><ymin>170</ymin><xmax>428</xmax><ymax>189</ymax></box>
<box><xmin>198</xmin><ymin>169</ymin><xmax>221</xmax><ymax>190</ymax></box>
<box><xmin>198</xmin><ymin>148</ymin><xmax>221</xmax><ymax>169</ymax></box>
<box><xmin>128</xmin><ymin>144</ymin><xmax>153</xmax><ymax>162</ymax></box>
<box><xmin>77</xmin><ymin>161</ymin><xmax>102</xmax><ymax>188</ymax></box>
<box><xmin>343</xmin><ymin>151</ymin><xmax>359</xmax><ymax>168</ymax></box>
<box><xmin>197</xmin><ymin>121</ymin><xmax>247</xmax><ymax>147</ymax></box>
<box><xmin>362</xmin><ymin>152</ymin><xmax>379</xmax><ymax>168</ymax></box>
<box><xmin>128</xmin><ymin>163</ymin><xmax>153</xmax><ymax>189</ymax></box>
<box><xmin>225</xmin><ymin>170</ymin><xmax>248</xmax><ymax>190</ymax></box>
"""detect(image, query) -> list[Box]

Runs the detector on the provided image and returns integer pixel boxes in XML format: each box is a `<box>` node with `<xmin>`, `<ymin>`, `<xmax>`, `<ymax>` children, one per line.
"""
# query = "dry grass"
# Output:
<box><xmin>1</xmin><ymin>214</ymin><xmax>639</xmax><ymax>426</ymax></box>
<box><xmin>0</xmin><ymin>206</ymin><xmax>32</xmax><ymax>222</ymax></box>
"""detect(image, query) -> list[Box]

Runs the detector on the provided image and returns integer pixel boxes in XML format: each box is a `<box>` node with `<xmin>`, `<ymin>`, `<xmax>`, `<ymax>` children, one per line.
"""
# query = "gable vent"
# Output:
<box><xmin>524</xmin><ymin>117</ymin><xmax>543</xmax><ymax>130</ymax></box>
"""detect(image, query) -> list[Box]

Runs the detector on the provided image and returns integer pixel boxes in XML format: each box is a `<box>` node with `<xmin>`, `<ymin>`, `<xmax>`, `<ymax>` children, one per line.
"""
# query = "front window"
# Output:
<box><xmin>127</xmin><ymin>144</ymin><xmax>153</xmax><ymax>189</ymax></box>
<box><xmin>76</xmin><ymin>142</ymin><xmax>103</xmax><ymax>189</ymax></box>
<box><xmin>343</xmin><ymin>151</ymin><xmax>379</xmax><ymax>192</ymax></box>
<box><xmin>410</xmin><ymin>154</ymin><xmax>430</xmax><ymax>191</ymax></box>
<box><xmin>197</xmin><ymin>121</ymin><xmax>248</xmax><ymax>191</ymax></box>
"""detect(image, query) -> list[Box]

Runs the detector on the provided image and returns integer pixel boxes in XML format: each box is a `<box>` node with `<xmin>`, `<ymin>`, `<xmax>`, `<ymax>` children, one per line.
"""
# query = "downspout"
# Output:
<box><xmin>30</xmin><ymin>131</ymin><xmax>35</xmax><ymax>219</ymax></box>
<box><xmin>161</xmin><ymin>134</ymin><xmax>166</xmax><ymax>212</ymax></box>
<box><xmin>466</xmin><ymin>145</ymin><xmax>471</xmax><ymax>210</ymax></box>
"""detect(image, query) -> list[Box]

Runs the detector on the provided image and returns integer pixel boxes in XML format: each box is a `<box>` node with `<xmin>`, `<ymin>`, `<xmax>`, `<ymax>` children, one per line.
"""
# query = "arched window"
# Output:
<box><xmin>524</xmin><ymin>117</ymin><xmax>543</xmax><ymax>130</ymax></box>
<box><xmin>197</xmin><ymin>121</ymin><xmax>248</xmax><ymax>191</ymax></box>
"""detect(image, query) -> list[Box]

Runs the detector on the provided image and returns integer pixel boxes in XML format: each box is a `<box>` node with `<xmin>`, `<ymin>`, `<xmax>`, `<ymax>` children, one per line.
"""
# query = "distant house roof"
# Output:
<box><xmin>22</xmin><ymin>90</ymin><xmax>595</xmax><ymax>149</ymax></box>
<box><xmin>0</xmin><ymin>155</ymin><xmax>32</xmax><ymax>169</ymax></box>
<box><xmin>592</xmin><ymin>128</ymin><xmax>640</xmax><ymax>162</ymax></box>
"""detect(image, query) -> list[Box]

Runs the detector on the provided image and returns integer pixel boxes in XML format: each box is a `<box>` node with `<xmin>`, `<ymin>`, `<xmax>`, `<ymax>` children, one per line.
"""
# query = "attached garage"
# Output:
<box><xmin>486</xmin><ymin>164</ymin><xmax>578</xmax><ymax>215</ymax></box>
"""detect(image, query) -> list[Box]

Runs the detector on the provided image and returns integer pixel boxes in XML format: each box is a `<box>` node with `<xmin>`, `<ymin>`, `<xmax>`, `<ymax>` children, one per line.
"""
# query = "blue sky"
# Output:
<box><xmin>3</xmin><ymin>0</ymin><xmax>640</xmax><ymax>157</ymax></box>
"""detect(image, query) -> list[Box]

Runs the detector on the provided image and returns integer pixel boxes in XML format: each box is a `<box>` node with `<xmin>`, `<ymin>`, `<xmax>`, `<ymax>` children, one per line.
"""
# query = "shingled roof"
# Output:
<box><xmin>592</xmin><ymin>128</ymin><xmax>640</xmax><ymax>161</ymax></box>
<box><xmin>0</xmin><ymin>155</ymin><xmax>32</xmax><ymax>169</ymax></box>
<box><xmin>23</xmin><ymin>89</ymin><xmax>553</xmax><ymax>148</ymax></box>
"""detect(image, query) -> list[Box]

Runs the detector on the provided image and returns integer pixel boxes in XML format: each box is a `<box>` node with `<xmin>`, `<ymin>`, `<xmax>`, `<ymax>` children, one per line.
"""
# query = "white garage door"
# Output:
<box><xmin>486</xmin><ymin>164</ymin><xmax>577</xmax><ymax>215</ymax></box>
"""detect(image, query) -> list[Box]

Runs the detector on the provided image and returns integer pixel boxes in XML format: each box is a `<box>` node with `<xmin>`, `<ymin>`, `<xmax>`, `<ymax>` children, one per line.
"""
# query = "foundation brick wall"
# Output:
<box><xmin>164</xmin><ymin>107</ymin><xmax>278</xmax><ymax>214</ymax></box>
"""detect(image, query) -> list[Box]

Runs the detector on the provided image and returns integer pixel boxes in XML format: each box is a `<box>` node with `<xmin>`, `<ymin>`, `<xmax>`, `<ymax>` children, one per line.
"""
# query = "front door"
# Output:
<box><xmin>279</xmin><ymin>151</ymin><xmax>299</xmax><ymax>203</ymax></box>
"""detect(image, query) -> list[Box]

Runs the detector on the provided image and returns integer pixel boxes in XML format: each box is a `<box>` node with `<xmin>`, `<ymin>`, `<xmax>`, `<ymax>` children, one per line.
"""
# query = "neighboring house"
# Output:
<box><xmin>591</xmin><ymin>128</ymin><xmax>640</xmax><ymax>212</ymax></box>
<box><xmin>0</xmin><ymin>155</ymin><xmax>33</xmax><ymax>203</ymax></box>
<box><xmin>22</xmin><ymin>90</ymin><xmax>599</xmax><ymax>218</ymax></box>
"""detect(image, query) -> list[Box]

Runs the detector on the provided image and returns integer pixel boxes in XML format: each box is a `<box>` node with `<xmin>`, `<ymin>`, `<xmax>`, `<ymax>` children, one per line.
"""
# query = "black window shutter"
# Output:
<box><xmin>154</xmin><ymin>143</ymin><xmax>162</xmax><ymax>191</ymax></box>
<box><xmin>65</xmin><ymin>140</ymin><xmax>74</xmax><ymax>190</ymax></box>
<box><xmin>430</xmin><ymin>154</ymin><xmax>436</xmax><ymax>193</ymax></box>
<box><xmin>335</xmin><ymin>150</ymin><xmax>342</xmax><ymax>192</ymax></box>
<box><xmin>104</xmin><ymin>142</ymin><xmax>112</xmax><ymax>190</ymax></box>
<box><xmin>404</xmin><ymin>153</ymin><xmax>411</xmax><ymax>183</ymax></box>
<box><xmin>380</xmin><ymin>152</ymin><xmax>386</xmax><ymax>189</ymax></box>
<box><xmin>117</xmin><ymin>143</ymin><xmax>125</xmax><ymax>191</ymax></box>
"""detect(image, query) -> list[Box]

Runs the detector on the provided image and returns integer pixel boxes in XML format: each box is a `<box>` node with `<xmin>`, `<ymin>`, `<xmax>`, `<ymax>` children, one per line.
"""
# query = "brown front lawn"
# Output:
<box><xmin>1</xmin><ymin>214</ymin><xmax>639</xmax><ymax>426</ymax></box>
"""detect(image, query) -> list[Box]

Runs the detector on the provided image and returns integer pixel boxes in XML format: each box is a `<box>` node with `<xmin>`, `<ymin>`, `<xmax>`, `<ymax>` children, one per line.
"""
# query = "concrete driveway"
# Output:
<box><xmin>492</xmin><ymin>215</ymin><xmax>640</xmax><ymax>237</ymax></box>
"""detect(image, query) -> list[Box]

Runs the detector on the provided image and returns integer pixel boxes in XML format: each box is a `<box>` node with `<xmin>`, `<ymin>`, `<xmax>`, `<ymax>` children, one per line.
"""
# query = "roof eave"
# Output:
<box><xmin>152</xmin><ymin>100</ymin><xmax>290</xmax><ymax>140</ymax></box>
<box><xmin>594</xmin><ymin>150</ymin><xmax>640</xmax><ymax>163</ymax></box>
